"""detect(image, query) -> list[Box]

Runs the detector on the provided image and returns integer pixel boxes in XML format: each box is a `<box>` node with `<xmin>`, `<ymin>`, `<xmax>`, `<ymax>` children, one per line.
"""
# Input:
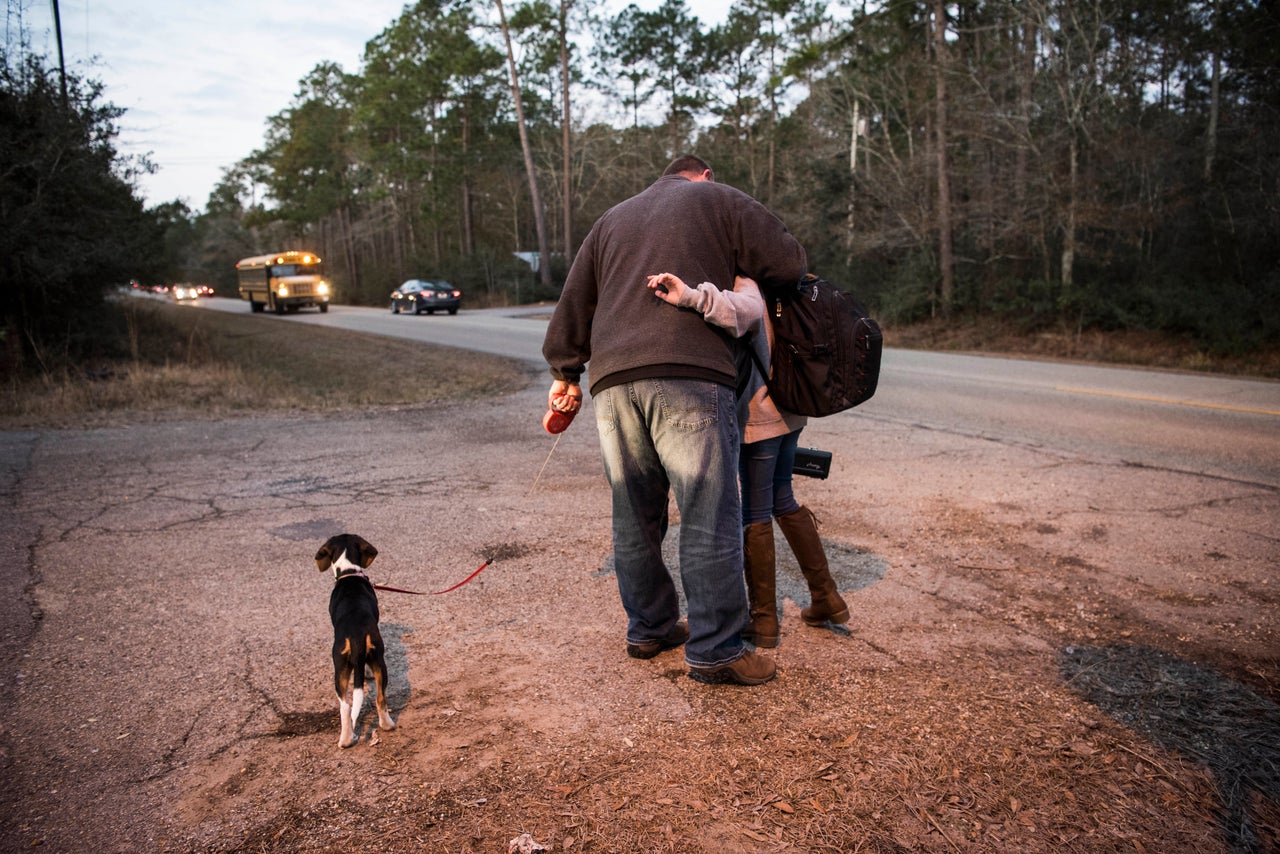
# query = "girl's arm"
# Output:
<box><xmin>646</xmin><ymin>273</ymin><xmax>764</xmax><ymax>338</ymax></box>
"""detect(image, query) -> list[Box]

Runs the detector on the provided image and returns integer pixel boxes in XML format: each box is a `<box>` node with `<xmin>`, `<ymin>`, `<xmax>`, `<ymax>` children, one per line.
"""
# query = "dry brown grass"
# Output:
<box><xmin>0</xmin><ymin>300</ymin><xmax>532</xmax><ymax>428</ymax></box>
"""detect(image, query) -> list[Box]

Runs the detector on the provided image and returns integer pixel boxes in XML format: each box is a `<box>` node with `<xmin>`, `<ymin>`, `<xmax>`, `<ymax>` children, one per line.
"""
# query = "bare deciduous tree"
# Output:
<box><xmin>496</xmin><ymin>0</ymin><xmax>552</xmax><ymax>288</ymax></box>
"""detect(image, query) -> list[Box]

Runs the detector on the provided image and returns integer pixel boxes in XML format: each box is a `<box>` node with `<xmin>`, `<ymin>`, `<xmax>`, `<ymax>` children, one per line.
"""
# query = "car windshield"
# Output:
<box><xmin>399</xmin><ymin>281</ymin><xmax>425</xmax><ymax>292</ymax></box>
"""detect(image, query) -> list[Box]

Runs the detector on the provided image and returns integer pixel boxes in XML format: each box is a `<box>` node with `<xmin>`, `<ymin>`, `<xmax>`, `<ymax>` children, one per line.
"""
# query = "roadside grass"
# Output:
<box><xmin>890</xmin><ymin>316</ymin><xmax>1280</xmax><ymax>378</ymax></box>
<box><xmin>0</xmin><ymin>299</ymin><xmax>533</xmax><ymax>429</ymax></box>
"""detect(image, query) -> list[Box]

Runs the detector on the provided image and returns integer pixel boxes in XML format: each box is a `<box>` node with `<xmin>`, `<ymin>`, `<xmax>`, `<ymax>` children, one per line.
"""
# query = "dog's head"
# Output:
<box><xmin>315</xmin><ymin>534</ymin><xmax>378</xmax><ymax>579</ymax></box>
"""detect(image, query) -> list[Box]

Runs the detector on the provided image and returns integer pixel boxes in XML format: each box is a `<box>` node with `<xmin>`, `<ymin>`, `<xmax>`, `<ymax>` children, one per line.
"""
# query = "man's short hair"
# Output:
<box><xmin>663</xmin><ymin>154</ymin><xmax>713</xmax><ymax>180</ymax></box>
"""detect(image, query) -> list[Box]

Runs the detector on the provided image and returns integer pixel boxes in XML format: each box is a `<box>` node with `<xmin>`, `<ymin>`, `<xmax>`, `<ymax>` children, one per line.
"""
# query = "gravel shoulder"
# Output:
<box><xmin>0</xmin><ymin>377</ymin><xmax>1276</xmax><ymax>852</ymax></box>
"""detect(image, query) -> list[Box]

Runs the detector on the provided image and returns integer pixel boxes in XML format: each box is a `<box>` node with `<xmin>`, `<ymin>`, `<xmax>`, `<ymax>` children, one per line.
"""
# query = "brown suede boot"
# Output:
<box><xmin>776</xmin><ymin>506</ymin><xmax>850</xmax><ymax>626</ymax></box>
<box><xmin>742</xmin><ymin>522</ymin><xmax>780</xmax><ymax>648</ymax></box>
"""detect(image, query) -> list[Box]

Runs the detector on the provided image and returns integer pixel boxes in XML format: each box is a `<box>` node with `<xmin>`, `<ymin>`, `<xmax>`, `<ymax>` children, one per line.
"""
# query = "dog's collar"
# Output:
<box><xmin>335</xmin><ymin>567</ymin><xmax>367</xmax><ymax>580</ymax></box>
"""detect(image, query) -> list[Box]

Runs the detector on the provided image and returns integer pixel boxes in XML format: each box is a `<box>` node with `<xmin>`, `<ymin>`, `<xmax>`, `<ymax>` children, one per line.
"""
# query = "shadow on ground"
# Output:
<box><xmin>595</xmin><ymin>522</ymin><xmax>888</xmax><ymax>634</ymax></box>
<box><xmin>1060</xmin><ymin>643</ymin><xmax>1280</xmax><ymax>853</ymax></box>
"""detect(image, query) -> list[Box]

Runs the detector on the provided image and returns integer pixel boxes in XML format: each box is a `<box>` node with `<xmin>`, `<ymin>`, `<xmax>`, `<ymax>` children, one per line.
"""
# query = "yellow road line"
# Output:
<box><xmin>1055</xmin><ymin>386</ymin><xmax>1280</xmax><ymax>416</ymax></box>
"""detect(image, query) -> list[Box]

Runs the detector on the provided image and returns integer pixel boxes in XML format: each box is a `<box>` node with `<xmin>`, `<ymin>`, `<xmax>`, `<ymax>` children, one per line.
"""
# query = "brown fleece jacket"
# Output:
<box><xmin>542</xmin><ymin>174</ymin><xmax>807</xmax><ymax>396</ymax></box>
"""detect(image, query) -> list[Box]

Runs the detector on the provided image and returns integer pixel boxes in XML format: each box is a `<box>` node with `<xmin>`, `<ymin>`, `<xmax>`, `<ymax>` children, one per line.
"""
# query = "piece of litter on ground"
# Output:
<box><xmin>508</xmin><ymin>833</ymin><xmax>548</xmax><ymax>853</ymax></box>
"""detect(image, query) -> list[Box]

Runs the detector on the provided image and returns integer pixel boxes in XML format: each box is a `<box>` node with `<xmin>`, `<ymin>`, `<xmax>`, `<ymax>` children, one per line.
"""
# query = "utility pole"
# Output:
<box><xmin>50</xmin><ymin>0</ymin><xmax>67</xmax><ymax>106</ymax></box>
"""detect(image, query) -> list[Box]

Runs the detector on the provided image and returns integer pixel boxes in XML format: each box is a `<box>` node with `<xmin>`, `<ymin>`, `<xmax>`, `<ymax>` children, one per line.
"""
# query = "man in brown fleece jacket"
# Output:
<box><xmin>542</xmin><ymin>154</ymin><xmax>807</xmax><ymax>685</ymax></box>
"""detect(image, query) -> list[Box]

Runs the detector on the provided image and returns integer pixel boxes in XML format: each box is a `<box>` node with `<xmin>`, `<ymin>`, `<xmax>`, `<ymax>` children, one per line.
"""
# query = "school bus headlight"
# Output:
<box><xmin>278</xmin><ymin>285</ymin><xmax>289</xmax><ymax>297</ymax></box>
<box><xmin>317</xmin><ymin>281</ymin><xmax>330</xmax><ymax>296</ymax></box>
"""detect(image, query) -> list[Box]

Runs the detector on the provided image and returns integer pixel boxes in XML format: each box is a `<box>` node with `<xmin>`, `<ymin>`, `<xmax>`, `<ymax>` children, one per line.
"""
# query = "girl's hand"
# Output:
<box><xmin>646</xmin><ymin>272</ymin><xmax>688</xmax><ymax>305</ymax></box>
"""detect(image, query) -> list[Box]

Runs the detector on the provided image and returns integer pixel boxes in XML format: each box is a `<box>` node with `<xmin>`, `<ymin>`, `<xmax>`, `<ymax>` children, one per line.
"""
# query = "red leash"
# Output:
<box><xmin>373</xmin><ymin>559</ymin><xmax>492</xmax><ymax>596</ymax></box>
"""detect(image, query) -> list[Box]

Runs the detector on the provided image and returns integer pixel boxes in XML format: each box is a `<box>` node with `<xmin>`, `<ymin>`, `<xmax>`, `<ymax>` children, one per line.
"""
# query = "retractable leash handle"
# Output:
<box><xmin>542</xmin><ymin>408</ymin><xmax>575</xmax><ymax>433</ymax></box>
<box><xmin>542</xmin><ymin>392</ymin><xmax>581</xmax><ymax>434</ymax></box>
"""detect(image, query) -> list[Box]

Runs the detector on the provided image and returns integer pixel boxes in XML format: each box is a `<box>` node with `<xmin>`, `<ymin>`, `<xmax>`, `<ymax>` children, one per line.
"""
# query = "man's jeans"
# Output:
<box><xmin>595</xmin><ymin>379</ymin><xmax>748</xmax><ymax>667</ymax></box>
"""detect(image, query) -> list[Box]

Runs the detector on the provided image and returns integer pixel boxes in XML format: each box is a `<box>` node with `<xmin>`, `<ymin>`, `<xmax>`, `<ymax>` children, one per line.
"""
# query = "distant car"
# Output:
<box><xmin>172</xmin><ymin>284</ymin><xmax>200</xmax><ymax>301</ymax></box>
<box><xmin>390</xmin><ymin>279</ymin><xmax>461</xmax><ymax>315</ymax></box>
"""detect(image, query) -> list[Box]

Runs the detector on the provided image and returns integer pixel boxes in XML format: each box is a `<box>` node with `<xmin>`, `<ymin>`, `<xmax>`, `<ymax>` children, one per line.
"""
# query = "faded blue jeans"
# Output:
<box><xmin>595</xmin><ymin>378</ymin><xmax>748</xmax><ymax>668</ymax></box>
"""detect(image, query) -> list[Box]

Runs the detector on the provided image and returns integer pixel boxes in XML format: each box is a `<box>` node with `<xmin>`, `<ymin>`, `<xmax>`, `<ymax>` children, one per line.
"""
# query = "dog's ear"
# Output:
<box><xmin>315</xmin><ymin>540</ymin><xmax>338</xmax><ymax>572</ymax></box>
<box><xmin>353</xmin><ymin>535</ymin><xmax>378</xmax><ymax>568</ymax></box>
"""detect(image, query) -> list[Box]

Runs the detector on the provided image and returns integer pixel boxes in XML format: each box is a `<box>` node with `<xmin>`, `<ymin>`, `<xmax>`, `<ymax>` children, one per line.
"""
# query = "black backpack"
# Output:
<box><xmin>754</xmin><ymin>273</ymin><xmax>882</xmax><ymax>417</ymax></box>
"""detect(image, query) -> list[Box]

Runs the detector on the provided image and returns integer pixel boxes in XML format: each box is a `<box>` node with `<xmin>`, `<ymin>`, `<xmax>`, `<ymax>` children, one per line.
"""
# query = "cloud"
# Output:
<box><xmin>21</xmin><ymin>0</ymin><xmax>732</xmax><ymax>208</ymax></box>
<box><xmin>24</xmin><ymin>0</ymin><xmax>406</xmax><ymax>206</ymax></box>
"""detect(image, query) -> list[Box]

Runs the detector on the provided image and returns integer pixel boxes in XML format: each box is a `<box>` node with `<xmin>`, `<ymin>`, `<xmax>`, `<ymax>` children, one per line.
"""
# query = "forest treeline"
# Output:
<box><xmin>3</xmin><ymin>0</ymin><xmax>1278</xmax><ymax>373</ymax></box>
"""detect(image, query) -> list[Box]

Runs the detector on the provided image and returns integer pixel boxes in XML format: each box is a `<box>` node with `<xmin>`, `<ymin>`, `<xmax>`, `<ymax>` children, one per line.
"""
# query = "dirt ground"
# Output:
<box><xmin>0</xmin><ymin>378</ymin><xmax>1277</xmax><ymax>853</ymax></box>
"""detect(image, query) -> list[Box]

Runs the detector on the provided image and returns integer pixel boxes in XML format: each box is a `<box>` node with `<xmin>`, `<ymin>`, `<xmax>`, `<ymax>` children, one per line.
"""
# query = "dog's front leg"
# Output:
<box><xmin>338</xmin><ymin>694</ymin><xmax>356</xmax><ymax>748</ymax></box>
<box><xmin>348</xmin><ymin>686</ymin><xmax>365</xmax><ymax>744</ymax></box>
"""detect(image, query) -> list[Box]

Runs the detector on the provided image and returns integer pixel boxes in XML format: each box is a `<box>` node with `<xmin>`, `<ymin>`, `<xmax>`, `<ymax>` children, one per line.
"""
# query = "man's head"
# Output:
<box><xmin>663</xmin><ymin>154</ymin><xmax>714</xmax><ymax>183</ymax></box>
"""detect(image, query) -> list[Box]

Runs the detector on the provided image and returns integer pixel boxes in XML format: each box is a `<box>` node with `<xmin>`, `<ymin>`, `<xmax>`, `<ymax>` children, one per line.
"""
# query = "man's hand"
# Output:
<box><xmin>544</xmin><ymin>379</ymin><xmax>582</xmax><ymax>434</ymax></box>
<box><xmin>548</xmin><ymin>379</ymin><xmax>582</xmax><ymax>413</ymax></box>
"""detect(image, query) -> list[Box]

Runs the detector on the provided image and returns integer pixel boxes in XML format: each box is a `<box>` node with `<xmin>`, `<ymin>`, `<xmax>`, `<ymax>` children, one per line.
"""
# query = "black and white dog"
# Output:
<box><xmin>314</xmin><ymin>534</ymin><xmax>397</xmax><ymax>748</ymax></box>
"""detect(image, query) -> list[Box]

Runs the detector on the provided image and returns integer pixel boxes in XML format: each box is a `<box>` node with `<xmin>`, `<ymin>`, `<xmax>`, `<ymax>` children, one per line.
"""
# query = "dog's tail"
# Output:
<box><xmin>350</xmin><ymin>659</ymin><xmax>367</xmax><ymax>729</ymax></box>
<box><xmin>352</xmin><ymin>643</ymin><xmax>370</xmax><ymax>692</ymax></box>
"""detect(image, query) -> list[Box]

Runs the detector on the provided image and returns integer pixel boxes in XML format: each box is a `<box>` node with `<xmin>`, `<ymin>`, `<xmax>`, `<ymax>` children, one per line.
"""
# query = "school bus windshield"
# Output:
<box><xmin>271</xmin><ymin>263</ymin><xmax>319</xmax><ymax>276</ymax></box>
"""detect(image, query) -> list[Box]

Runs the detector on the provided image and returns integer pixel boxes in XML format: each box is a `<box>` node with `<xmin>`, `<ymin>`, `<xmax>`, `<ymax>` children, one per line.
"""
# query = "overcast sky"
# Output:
<box><xmin>16</xmin><ymin>0</ymin><xmax>735</xmax><ymax>211</ymax></box>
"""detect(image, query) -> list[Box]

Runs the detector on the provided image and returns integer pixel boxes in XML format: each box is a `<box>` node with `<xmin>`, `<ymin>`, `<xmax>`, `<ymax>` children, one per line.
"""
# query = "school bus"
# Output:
<box><xmin>235</xmin><ymin>251</ymin><xmax>331</xmax><ymax>314</ymax></box>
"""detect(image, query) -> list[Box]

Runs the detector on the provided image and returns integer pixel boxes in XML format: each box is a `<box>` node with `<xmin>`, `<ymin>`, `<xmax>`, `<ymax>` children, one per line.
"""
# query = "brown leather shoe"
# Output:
<box><xmin>688</xmin><ymin>650</ymin><xmax>777</xmax><ymax>685</ymax></box>
<box><xmin>626</xmin><ymin>620</ymin><xmax>690</xmax><ymax>659</ymax></box>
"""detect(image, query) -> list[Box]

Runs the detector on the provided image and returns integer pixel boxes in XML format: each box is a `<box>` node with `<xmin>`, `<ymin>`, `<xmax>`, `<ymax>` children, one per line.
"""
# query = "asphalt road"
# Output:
<box><xmin>191</xmin><ymin>296</ymin><xmax>1280</xmax><ymax>488</ymax></box>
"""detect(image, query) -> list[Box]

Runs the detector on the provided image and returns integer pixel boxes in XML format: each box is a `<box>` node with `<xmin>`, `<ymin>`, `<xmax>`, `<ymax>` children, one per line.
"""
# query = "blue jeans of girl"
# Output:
<box><xmin>740</xmin><ymin>428</ymin><xmax>803</xmax><ymax>525</ymax></box>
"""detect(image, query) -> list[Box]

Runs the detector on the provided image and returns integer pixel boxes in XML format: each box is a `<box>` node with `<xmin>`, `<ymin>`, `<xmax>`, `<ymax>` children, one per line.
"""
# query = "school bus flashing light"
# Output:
<box><xmin>236</xmin><ymin>252</ymin><xmax>321</xmax><ymax>269</ymax></box>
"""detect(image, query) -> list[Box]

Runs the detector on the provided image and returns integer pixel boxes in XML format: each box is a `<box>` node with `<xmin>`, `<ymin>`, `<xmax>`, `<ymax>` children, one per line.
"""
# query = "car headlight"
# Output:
<box><xmin>278</xmin><ymin>285</ymin><xmax>289</xmax><ymax>297</ymax></box>
<box><xmin>317</xmin><ymin>282</ymin><xmax>330</xmax><ymax>296</ymax></box>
